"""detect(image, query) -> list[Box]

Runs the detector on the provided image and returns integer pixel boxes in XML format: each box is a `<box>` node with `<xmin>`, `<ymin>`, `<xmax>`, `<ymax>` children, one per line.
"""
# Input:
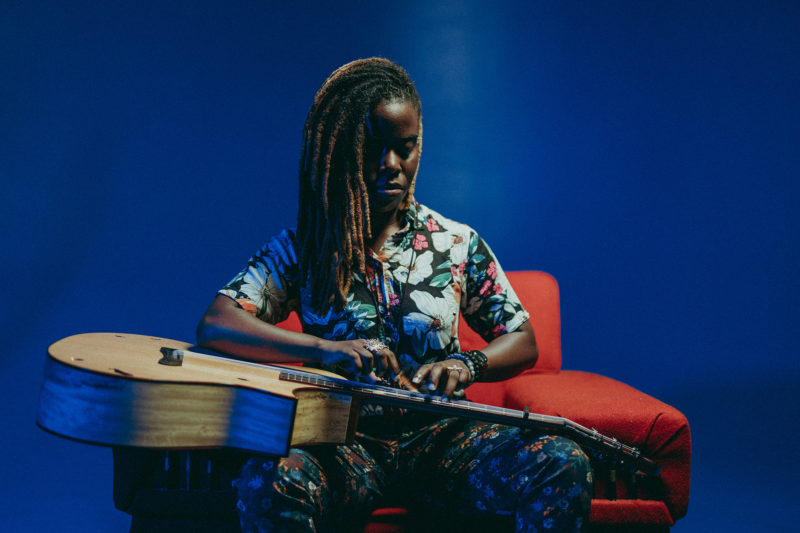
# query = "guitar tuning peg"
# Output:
<box><xmin>159</xmin><ymin>347</ymin><xmax>184</xmax><ymax>366</ymax></box>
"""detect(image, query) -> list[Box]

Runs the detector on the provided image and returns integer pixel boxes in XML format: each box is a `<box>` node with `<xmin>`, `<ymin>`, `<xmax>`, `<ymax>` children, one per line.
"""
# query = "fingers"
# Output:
<box><xmin>412</xmin><ymin>363</ymin><xmax>443</xmax><ymax>392</ymax></box>
<box><xmin>411</xmin><ymin>364</ymin><xmax>431</xmax><ymax>388</ymax></box>
<box><xmin>331</xmin><ymin>342</ymin><xmax>374</xmax><ymax>377</ymax></box>
<box><xmin>428</xmin><ymin>364</ymin><xmax>446</xmax><ymax>392</ymax></box>
<box><xmin>393</xmin><ymin>368</ymin><xmax>420</xmax><ymax>392</ymax></box>
<box><xmin>442</xmin><ymin>366</ymin><xmax>463</xmax><ymax>397</ymax></box>
<box><xmin>361</xmin><ymin>339</ymin><xmax>388</xmax><ymax>375</ymax></box>
<box><xmin>324</xmin><ymin>340</ymin><xmax>469</xmax><ymax>398</ymax></box>
<box><xmin>344</xmin><ymin>342</ymin><xmax>404</xmax><ymax>378</ymax></box>
<box><xmin>411</xmin><ymin>361</ymin><xmax>468</xmax><ymax>398</ymax></box>
<box><xmin>356</xmin><ymin>346</ymin><xmax>374</xmax><ymax>375</ymax></box>
<box><xmin>377</xmin><ymin>348</ymin><xmax>401</xmax><ymax>378</ymax></box>
<box><xmin>360</xmin><ymin>340</ymin><xmax>401</xmax><ymax>379</ymax></box>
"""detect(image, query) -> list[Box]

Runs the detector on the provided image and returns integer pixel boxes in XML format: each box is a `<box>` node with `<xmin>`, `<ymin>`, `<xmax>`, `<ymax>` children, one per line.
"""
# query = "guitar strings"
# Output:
<box><xmin>172</xmin><ymin>348</ymin><xmax>654</xmax><ymax>474</ymax></box>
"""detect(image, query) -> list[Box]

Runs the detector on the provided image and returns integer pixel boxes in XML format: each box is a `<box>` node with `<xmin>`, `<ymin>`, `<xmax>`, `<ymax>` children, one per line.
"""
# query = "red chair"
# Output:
<box><xmin>469</xmin><ymin>271</ymin><xmax>690</xmax><ymax>531</ymax></box>
<box><xmin>113</xmin><ymin>271</ymin><xmax>690</xmax><ymax>532</ymax></box>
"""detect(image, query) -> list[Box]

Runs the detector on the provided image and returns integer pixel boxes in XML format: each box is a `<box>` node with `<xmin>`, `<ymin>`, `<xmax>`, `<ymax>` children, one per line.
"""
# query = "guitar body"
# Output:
<box><xmin>37</xmin><ymin>333</ymin><xmax>360</xmax><ymax>456</ymax></box>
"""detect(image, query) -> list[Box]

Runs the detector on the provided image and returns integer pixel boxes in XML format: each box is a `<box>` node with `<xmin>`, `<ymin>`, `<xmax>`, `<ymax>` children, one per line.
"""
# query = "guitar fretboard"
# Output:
<box><xmin>278</xmin><ymin>367</ymin><xmax>563</xmax><ymax>426</ymax></box>
<box><xmin>276</xmin><ymin>366</ymin><xmax>657</xmax><ymax>476</ymax></box>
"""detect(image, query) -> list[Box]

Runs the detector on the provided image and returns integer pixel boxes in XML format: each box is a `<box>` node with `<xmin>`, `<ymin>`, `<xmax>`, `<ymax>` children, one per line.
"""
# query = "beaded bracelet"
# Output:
<box><xmin>461</xmin><ymin>350</ymin><xmax>488</xmax><ymax>380</ymax></box>
<box><xmin>445</xmin><ymin>354</ymin><xmax>475</xmax><ymax>386</ymax></box>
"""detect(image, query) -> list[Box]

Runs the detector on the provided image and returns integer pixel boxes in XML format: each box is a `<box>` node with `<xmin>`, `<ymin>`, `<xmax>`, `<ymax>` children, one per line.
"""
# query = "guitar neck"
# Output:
<box><xmin>276</xmin><ymin>366</ymin><xmax>659</xmax><ymax>477</ymax></box>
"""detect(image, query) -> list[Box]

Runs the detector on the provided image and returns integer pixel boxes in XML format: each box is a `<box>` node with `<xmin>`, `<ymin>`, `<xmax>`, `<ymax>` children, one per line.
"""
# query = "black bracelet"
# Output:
<box><xmin>461</xmin><ymin>350</ymin><xmax>488</xmax><ymax>381</ymax></box>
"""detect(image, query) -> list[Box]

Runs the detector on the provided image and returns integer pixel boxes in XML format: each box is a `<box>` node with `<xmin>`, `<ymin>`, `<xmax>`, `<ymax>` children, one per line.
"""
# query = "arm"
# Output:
<box><xmin>198</xmin><ymin>228</ymin><xmax>398</xmax><ymax>376</ymax></box>
<box><xmin>197</xmin><ymin>294</ymin><xmax>401</xmax><ymax>377</ymax></box>
<box><xmin>196</xmin><ymin>294</ymin><xmax>323</xmax><ymax>363</ymax></box>
<box><xmin>478</xmin><ymin>319</ymin><xmax>537</xmax><ymax>381</ymax></box>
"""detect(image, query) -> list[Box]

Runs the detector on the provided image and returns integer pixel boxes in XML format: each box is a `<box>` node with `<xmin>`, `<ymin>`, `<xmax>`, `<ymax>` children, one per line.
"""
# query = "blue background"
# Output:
<box><xmin>2</xmin><ymin>1</ymin><xmax>798</xmax><ymax>531</ymax></box>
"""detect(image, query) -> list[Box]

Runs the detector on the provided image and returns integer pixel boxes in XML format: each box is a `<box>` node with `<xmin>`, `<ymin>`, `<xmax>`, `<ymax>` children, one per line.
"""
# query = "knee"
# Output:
<box><xmin>235</xmin><ymin>451</ymin><xmax>328</xmax><ymax>522</ymax></box>
<box><xmin>529</xmin><ymin>436</ymin><xmax>593</xmax><ymax>516</ymax></box>
<box><xmin>538</xmin><ymin>436</ymin><xmax>593</xmax><ymax>491</ymax></box>
<box><xmin>236</xmin><ymin>456</ymin><xmax>280</xmax><ymax>501</ymax></box>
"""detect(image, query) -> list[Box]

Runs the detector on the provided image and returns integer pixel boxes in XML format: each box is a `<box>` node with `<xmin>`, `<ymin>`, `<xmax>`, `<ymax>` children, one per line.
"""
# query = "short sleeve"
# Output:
<box><xmin>218</xmin><ymin>228</ymin><xmax>300</xmax><ymax>324</ymax></box>
<box><xmin>461</xmin><ymin>232</ymin><xmax>530</xmax><ymax>341</ymax></box>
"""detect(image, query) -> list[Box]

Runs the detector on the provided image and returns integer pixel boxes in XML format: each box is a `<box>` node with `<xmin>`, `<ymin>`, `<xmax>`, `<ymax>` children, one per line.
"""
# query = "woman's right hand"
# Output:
<box><xmin>317</xmin><ymin>339</ymin><xmax>401</xmax><ymax>380</ymax></box>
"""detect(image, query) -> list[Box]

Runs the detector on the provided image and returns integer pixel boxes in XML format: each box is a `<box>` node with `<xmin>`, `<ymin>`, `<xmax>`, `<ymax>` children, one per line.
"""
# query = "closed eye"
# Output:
<box><xmin>365</xmin><ymin>136</ymin><xmax>418</xmax><ymax>160</ymax></box>
<box><xmin>396</xmin><ymin>136</ymin><xmax>418</xmax><ymax>158</ymax></box>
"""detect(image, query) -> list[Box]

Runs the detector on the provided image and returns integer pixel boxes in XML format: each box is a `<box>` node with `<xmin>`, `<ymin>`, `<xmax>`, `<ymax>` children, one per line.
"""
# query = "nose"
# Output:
<box><xmin>380</xmin><ymin>148</ymin><xmax>401</xmax><ymax>173</ymax></box>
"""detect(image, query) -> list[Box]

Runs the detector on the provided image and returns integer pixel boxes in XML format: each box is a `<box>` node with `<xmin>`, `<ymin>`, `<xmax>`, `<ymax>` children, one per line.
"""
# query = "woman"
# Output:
<box><xmin>197</xmin><ymin>58</ymin><xmax>592</xmax><ymax>532</ymax></box>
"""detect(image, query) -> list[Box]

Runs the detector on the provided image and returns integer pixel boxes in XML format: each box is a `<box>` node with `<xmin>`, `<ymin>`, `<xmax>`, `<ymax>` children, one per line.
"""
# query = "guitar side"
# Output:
<box><xmin>37</xmin><ymin>333</ymin><xmax>360</xmax><ymax>456</ymax></box>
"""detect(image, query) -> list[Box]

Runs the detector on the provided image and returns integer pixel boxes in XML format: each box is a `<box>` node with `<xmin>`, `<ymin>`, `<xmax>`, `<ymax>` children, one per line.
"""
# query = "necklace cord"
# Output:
<box><xmin>368</xmin><ymin>223</ymin><xmax>419</xmax><ymax>358</ymax></box>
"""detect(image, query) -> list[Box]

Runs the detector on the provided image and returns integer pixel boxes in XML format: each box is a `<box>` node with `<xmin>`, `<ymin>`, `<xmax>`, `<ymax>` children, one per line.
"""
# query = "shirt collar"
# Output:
<box><xmin>404</xmin><ymin>199</ymin><xmax>421</xmax><ymax>231</ymax></box>
<box><xmin>369</xmin><ymin>200</ymin><xmax>420</xmax><ymax>259</ymax></box>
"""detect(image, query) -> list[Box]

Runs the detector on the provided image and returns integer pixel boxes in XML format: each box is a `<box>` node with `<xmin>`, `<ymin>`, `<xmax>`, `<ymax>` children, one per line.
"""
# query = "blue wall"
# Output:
<box><xmin>2</xmin><ymin>1</ymin><xmax>798</xmax><ymax>530</ymax></box>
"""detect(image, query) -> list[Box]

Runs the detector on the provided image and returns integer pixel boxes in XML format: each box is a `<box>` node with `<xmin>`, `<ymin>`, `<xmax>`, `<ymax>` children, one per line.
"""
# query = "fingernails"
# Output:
<box><xmin>412</xmin><ymin>376</ymin><xmax>420</xmax><ymax>383</ymax></box>
<box><xmin>427</xmin><ymin>382</ymin><xmax>436</xmax><ymax>391</ymax></box>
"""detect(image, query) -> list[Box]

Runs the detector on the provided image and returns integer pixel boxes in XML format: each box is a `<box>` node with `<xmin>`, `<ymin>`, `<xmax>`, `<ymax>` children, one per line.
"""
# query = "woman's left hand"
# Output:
<box><xmin>411</xmin><ymin>359</ymin><xmax>471</xmax><ymax>398</ymax></box>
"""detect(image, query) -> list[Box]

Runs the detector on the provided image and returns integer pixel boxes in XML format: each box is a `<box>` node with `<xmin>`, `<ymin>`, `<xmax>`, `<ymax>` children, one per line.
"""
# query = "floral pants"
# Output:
<box><xmin>235</xmin><ymin>417</ymin><xmax>592</xmax><ymax>532</ymax></box>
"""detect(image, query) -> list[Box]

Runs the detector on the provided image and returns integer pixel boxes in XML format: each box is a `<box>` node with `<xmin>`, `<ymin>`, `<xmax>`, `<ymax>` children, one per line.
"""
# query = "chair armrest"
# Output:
<box><xmin>502</xmin><ymin>371</ymin><xmax>691</xmax><ymax>521</ymax></box>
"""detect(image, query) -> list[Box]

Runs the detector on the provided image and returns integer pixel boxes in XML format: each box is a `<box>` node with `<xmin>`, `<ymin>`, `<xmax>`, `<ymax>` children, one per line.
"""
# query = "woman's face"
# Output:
<box><xmin>364</xmin><ymin>99</ymin><xmax>421</xmax><ymax>215</ymax></box>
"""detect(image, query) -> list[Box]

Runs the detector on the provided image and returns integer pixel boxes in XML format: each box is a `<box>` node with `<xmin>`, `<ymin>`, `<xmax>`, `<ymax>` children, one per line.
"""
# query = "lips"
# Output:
<box><xmin>375</xmin><ymin>187</ymin><xmax>404</xmax><ymax>197</ymax></box>
<box><xmin>374</xmin><ymin>180</ymin><xmax>405</xmax><ymax>195</ymax></box>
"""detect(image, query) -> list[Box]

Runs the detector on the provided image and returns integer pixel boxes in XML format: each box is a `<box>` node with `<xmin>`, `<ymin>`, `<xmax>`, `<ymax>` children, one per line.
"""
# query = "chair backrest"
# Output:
<box><xmin>275</xmin><ymin>270</ymin><xmax>562</xmax><ymax>374</ymax></box>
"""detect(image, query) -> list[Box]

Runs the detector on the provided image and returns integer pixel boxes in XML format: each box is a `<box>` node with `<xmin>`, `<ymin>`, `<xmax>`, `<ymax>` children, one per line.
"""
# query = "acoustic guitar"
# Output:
<box><xmin>37</xmin><ymin>332</ymin><xmax>658</xmax><ymax>476</ymax></box>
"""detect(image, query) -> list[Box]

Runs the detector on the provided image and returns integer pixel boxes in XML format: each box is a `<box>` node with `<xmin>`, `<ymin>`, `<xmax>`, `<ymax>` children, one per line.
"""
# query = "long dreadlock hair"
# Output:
<box><xmin>297</xmin><ymin>58</ymin><xmax>422</xmax><ymax>312</ymax></box>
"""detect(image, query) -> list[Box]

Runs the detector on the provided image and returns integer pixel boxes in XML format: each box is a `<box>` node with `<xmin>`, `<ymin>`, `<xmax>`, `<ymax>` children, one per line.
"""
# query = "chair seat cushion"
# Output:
<box><xmin>501</xmin><ymin>370</ymin><xmax>690</xmax><ymax>521</ymax></box>
<box><xmin>590</xmin><ymin>499</ymin><xmax>674</xmax><ymax>526</ymax></box>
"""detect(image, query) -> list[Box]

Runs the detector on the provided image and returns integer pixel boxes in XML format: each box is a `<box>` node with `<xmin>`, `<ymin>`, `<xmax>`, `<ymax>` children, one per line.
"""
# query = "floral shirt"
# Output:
<box><xmin>219</xmin><ymin>201</ymin><xmax>530</xmax><ymax>385</ymax></box>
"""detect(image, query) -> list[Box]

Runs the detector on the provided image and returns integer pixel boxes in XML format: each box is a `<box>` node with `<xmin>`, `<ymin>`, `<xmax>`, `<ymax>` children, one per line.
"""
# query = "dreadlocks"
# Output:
<box><xmin>297</xmin><ymin>58</ymin><xmax>422</xmax><ymax>311</ymax></box>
